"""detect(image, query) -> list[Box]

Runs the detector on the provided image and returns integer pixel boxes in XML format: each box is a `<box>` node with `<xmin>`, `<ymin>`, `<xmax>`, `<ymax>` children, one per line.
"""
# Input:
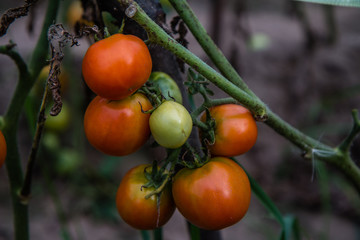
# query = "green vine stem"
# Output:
<box><xmin>116</xmin><ymin>0</ymin><xmax>360</xmax><ymax>193</ymax></box>
<box><xmin>168</xmin><ymin>0</ymin><xmax>258</xmax><ymax>100</ymax></box>
<box><xmin>0</xmin><ymin>0</ymin><xmax>60</xmax><ymax>239</ymax></box>
<box><xmin>0</xmin><ymin>43</ymin><xmax>31</xmax><ymax>240</ymax></box>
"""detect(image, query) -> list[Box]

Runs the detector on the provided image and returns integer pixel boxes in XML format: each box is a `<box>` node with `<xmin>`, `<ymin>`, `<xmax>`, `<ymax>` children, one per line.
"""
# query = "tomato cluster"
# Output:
<box><xmin>82</xmin><ymin>33</ymin><xmax>257</xmax><ymax>232</ymax></box>
<box><xmin>82</xmin><ymin>34</ymin><xmax>193</xmax><ymax>155</ymax></box>
<box><xmin>0</xmin><ymin>130</ymin><xmax>6</xmax><ymax>168</ymax></box>
<box><xmin>82</xmin><ymin>34</ymin><xmax>153</xmax><ymax>156</ymax></box>
<box><xmin>81</xmin><ymin>34</ymin><xmax>193</xmax><ymax>229</ymax></box>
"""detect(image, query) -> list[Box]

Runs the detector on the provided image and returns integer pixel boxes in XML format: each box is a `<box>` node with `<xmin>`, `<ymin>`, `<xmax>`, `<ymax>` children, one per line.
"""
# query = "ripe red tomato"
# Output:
<box><xmin>116</xmin><ymin>164</ymin><xmax>175</xmax><ymax>230</ymax></box>
<box><xmin>0</xmin><ymin>130</ymin><xmax>6</xmax><ymax>168</ymax></box>
<box><xmin>84</xmin><ymin>93</ymin><xmax>152</xmax><ymax>156</ymax></box>
<box><xmin>172</xmin><ymin>157</ymin><xmax>251</xmax><ymax>230</ymax></box>
<box><xmin>201</xmin><ymin>104</ymin><xmax>257</xmax><ymax>157</ymax></box>
<box><xmin>82</xmin><ymin>34</ymin><xmax>152</xmax><ymax>100</ymax></box>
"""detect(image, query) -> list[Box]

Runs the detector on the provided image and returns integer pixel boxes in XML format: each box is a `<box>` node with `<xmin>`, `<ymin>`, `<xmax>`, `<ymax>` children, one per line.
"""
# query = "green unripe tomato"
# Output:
<box><xmin>149</xmin><ymin>101</ymin><xmax>192</xmax><ymax>148</ymax></box>
<box><xmin>56</xmin><ymin>149</ymin><xmax>83</xmax><ymax>175</ymax></box>
<box><xmin>148</xmin><ymin>72</ymin><xmax>183</xmax><ymax>104</ymax></box>
<box><xmin>45</xmin><ymin>102</ymin><xmax>71</xmax><ymax>132</ymax></box>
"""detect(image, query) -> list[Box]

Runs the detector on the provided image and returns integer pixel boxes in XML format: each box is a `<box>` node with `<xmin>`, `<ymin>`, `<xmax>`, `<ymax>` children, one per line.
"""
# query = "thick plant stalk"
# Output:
<box><xmin>116</xmin><ymin>0</ymin><xmax>360</xmax><ymax>193</ymax></box>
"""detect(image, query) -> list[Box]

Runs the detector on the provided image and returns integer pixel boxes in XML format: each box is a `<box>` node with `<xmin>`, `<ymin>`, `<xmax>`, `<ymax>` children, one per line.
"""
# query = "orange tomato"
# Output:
<box><xmin>82</xmin><ymin>34</ymin><xmax>152</xmax><ymax>100</ymax></box>
<box><xmin>172</xmin><ymin>157</ymin><xmax>251</xmax><ymax>230</ymax></box>
<box><xmin>116</xmin><ymin>164</ymin><xmax>175</xmax><ymax>229</ymax></box>
<box><xmin>201</xmin><ymin>104</ymin><xmax>257</xmax><ymax>157</ymax></box>
<box><xmin>0</xmin><ymin>130</ymin><xmax>6</xmax><ymax>168</ymax></box>
<box><xmin>84</xmin><ymin>93</ymin><xmax>152</xmax><ymax>156</ymax></box>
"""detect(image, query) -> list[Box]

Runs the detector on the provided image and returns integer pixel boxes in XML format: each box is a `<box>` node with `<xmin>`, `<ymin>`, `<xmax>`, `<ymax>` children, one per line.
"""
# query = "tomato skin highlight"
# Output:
<box><xmin>201</xmin><ymin>104</ymin><xmax>258</xmax><ymax>157</ymax></box>
<box><xmin>116</xmin><ymin>164</ymin><xmax>176</xmax><ymax>230</ymax></box>
<box><xmin>82</xmin><ymin>34</ymin><xmax>152</xmax><ymax>100</ymax></box>
<box><xmin>0</xmin><ymin>130</ymin><xmax>6</xmax><ymax>168</ymax></box>
<box><xmin>149</xmin><ymin>101</ymin><xmax>192</xmax><ymax>149</ymax></box>
<box><xmin>84</xmin><ymin>93</ymin><xmax>152</xmax><ymax>156</ymax></box>
<box><xmin>172</xmin><ymin>157</ymin><xmax>251</xmax><ymax>230</ymax></box>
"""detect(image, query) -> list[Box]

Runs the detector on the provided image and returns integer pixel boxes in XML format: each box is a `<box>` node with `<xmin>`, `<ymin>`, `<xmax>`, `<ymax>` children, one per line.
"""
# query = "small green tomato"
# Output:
<box><xmin>148</xmin><ymin>72</ymin><xmax>183</xmax><ymax>104</ymax></box>
<box><xmin>149</xmin><ymin>101</ymin><xmax>192</xmax><ymax>148</ymax></box>
<box><xmin>45</xmin><ymin>102</ymin><xmax>71</xmax><ymax>132</ymax></box>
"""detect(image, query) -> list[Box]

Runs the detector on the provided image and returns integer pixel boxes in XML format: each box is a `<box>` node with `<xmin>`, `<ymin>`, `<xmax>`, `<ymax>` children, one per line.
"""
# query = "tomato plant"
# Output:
<box><xmin>148</xmin><ymin>72</ymin><xmax>183</xmax><ymax>104</ymax></box>
<box><xmin>116</xmin><ymin>164</ymin><xmax>175</xmax><ymax>230</ymax></box>
<box><xmin>82</xmin><ymin>34</ymin><xmax>152</xmax><ymax>100</ymax></box>
<box><xmin>149</xmin><ymin>101</ymin><xmax>192</xmax><ymax>149</ymax></box>
<box><xmin>84</xmin><ymin>93</ymin><xmax>152</xmax><ymax>156</ymax></box>
<box><xmin>201</xmin><ymin>104</ymin><xmax>257</xmax><ymax>157</ymax></box>
<box><xmin>172</xmin><ymin>157</ymin><xmax>251</xmax><ymax>230</ymax></box>
<box><xmin>0</xmin><ymin>130</ymin><xmax>6</xmax><ymax>168</ymax></box>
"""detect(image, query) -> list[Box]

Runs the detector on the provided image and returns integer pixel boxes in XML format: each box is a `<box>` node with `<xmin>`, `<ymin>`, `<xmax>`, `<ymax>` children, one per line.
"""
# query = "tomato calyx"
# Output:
<box><xmin>142</xmin><ymin>148</ymin><xmax>181</xmax><ymax>199</ymax></box>
<box><xmin>199</xmin><ymin>108</ymin><xmax>216</xmax><ymax>145</ymax></box>
<box><xmin>139</xmin><ymin>83</ymin><xmax>176</xmax><ymax>107</ymax></box>
<box><xmin>179</xmin><ymin>142</ymin><xmax>210</xmax><ymax>169</ymax></box>
<box><xmin>185</xmin><ymin>68</ymin><xmax>214</xmax><ymax>100</ymax></box>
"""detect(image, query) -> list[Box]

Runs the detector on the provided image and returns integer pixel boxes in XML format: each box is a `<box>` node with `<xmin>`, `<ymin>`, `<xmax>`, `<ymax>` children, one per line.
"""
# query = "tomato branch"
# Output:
<box><xmin>168</xmin><ymin>0</ymin><xmax>258</xmax><ymax>100</ymax></box>
<box><xmin>115</xmin><ymin>0</ymin><xmax>360</xmax><ymax>194</ymax></box>
<box><xmin>117</xmin><ymin>0</ymin><xmax>267</xmax><ymax>120</ymax></box>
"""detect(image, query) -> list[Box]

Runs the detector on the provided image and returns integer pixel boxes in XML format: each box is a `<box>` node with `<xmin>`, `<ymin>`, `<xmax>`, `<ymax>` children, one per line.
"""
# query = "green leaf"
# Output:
<box><xmin>235</xmin><ymin>159</ymin><xmax>303</xmax><ymax>240</ymax></box>
<box><xmin>294</xmin><ymin>0</ymin><xmax>360</xmax><ymax>7</ymax></box>
<box><xmin>247</xmin><ymin>171</ymin><xmax>285</xmax><ymax>227</ymax></box>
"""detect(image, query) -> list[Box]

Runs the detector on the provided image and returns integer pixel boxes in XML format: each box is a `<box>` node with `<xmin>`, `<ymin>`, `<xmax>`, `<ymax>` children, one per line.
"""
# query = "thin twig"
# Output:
<box><xmin>20</xmin><ymin>84</ymin><xmax>49</xmax><ymax>201</ymax></box>
<box><xmin>0</xmin><ymin>0</ymin><xmax>39</xmax><ymax>37</ymax></box>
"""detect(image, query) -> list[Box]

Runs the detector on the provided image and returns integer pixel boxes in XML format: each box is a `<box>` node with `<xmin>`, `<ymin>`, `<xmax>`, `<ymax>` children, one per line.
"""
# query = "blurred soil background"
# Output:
<box><xmin>0</xmin><ymin>0</ymin><xmax>360</xmax><ymax>239</ymax></box>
